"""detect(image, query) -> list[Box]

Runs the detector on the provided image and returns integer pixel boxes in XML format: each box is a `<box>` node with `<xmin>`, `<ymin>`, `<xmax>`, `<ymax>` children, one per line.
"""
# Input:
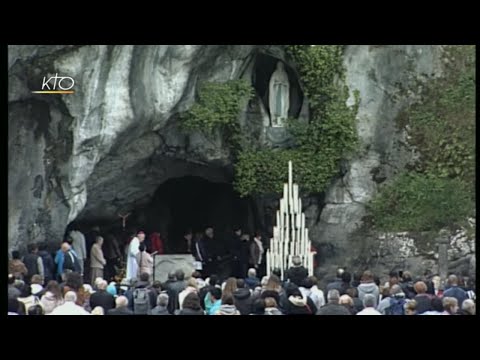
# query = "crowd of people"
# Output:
<box><xmin>8</xmin><ymin>240</ymin><xmax>476</xmax><ymax>315</ymax></box>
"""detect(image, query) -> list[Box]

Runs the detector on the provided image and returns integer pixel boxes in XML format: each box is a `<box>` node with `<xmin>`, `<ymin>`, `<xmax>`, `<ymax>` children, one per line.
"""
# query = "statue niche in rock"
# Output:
<box><xmin>269</xmin><ymin>62</ymin><xmax>290</xmax><ymax>127</ymax></box>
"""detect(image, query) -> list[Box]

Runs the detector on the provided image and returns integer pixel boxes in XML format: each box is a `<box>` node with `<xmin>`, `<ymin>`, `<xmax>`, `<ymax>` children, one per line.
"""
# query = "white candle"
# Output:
<box><xmin>301</xmin><ymin>213</ymin><xmax>305</xmax><ymax>230</ymax></box>
<box><xmin>283</xmin><ymin>183</ymin><xmax>288</xmax><ymax>201</ymax></box>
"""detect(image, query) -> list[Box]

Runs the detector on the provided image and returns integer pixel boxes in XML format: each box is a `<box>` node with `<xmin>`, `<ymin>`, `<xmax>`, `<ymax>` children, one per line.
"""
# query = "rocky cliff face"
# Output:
<box><xmin>8</xmin><ymin>45</ymin><xmax>474</xmax><ymax>279</ymax></box>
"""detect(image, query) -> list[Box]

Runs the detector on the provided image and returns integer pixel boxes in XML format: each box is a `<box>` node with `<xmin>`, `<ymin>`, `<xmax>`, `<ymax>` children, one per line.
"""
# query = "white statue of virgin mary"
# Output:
<box><xmin>269</xmin><ymin>61</ymin><xmax>290</xmax><ymax>127</ymax></box>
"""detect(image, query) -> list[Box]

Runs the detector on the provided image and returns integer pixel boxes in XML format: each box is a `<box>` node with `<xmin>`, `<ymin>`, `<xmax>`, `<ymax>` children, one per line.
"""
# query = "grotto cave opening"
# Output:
<box><xmin>75</xmin><ymin>175</ymin><xmax>262</xmax><ymax>255</ymax></box>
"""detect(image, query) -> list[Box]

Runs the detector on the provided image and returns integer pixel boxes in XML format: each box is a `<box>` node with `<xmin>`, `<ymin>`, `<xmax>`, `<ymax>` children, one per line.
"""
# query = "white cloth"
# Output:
<box><xmin>254</xmin><ymin>237</ymin><xmax>264</xmax><ymax>265</ymax></box>
<box><xmin>49</xmin><ymin>301</ymin><xmax>91</xmax><ymax>315</ymax></box>
<box><xmin>356</xmin><ymin>307</ymin><xmax>382</xmax><ymax>315</ymax></box>
<box><xmin>69</xmin><ymin>230</ymin><xmax>87</xmax><ymax>260</ymax></box>
<box><xmin>178</xmin><ymin>287</ymin><xmax>197</xmax><ymax>310</ymax></box>
<box><xmin>126</xmin><ymin>237</ymin><xmax>140</xmax><ymax>280</ymax></box>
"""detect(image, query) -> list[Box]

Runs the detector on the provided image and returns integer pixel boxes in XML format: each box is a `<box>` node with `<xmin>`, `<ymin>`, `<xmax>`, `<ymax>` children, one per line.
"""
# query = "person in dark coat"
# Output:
<box><xmin>38</xmin><ymin>243</ymin><xmax>55</xmax><ymax>284</ymax></box>
<box><xmin>22</xmin><ymin>243</ymin><xmax>44</xmax><ymax>284</ymax></box>
<box><xmin>166</xmin><ymin>270</ymin><xmax>187</xmax><ymax>312</ymax></box>
<box><xmin>89</xmin><ymin>280</ymin><xmax>115</xmax><ymax>313</ymax></box>
<box><xmin>443</xmin><ymin>274</ymin><xmax>468</xmax><ymax>307</ymax></box>
<box><xmin>286</xmin><ymin>256</ymin><xmax>308</xmax><ymax>287</ymax></box>
<box><xmin>413</xmin><ymin>281</ymin><xmax>433</xmax><ymax>314</ymax></box>
<box><xmin>317</xmin><ymin>289</ymin><xmax>352</xmax><ymax>315</ymax></box>
<box><xmin>283</xmin><ymin>288</ymin><xmax>316</xmax><ymax>315</ymax></box>
<box><xmin>63</xmin><ymin>244</ymin><xmax>81</xmax><ymax>274</ymax></box>
<box><xmin>233</xmin><ymin>278</ymin><xmax>253</xmax><ymax>315</ymax></box>
<box><xmin>107</xmin><ymin>296</ymin><xmax>133</xmax><ymax>315</ymax></box>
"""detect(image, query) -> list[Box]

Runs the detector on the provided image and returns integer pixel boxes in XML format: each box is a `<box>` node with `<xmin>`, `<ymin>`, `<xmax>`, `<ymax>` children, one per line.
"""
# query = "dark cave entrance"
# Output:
<box><xmin>142</xmin><ymin>176</ymin><xmax>255</xmax><ymax>254</ymax></box>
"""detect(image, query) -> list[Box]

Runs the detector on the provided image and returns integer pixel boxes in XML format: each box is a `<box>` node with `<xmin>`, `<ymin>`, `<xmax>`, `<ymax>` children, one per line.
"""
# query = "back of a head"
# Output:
<box><xmin>209</xmin><ymin>274</ymin><xmax>219</xmax><ymax>287</ymax></box>
<box><xmin>462</xmin><ymin>299</ymin><xmax>475</xmax><ymax>315</ymax></box>
<box><xmin>247</xmin><ymin>268</ymin><xmax>257</xmax><ymax>278</ymax></box>
<box><xmin>139</xmin><ymin>272</ymin><xmax>150</xmax><ymax>282</ymax></box>
<box><xmin>252</xmin><ymin>298</ymin><xmax>266</xmax><ymax>314</ymax></box>
<box><xmin>157</xmin><ymin>293</ymin><xmax>169</xmax><ymax>307</ymax></box>
<box><xmin>363</xmin><ymin>294</ymin><xmax>376</xmax><ymax>308</ymax></box>
<box><xmin>431</xmin><ymin>297</ymin><xmax>444</xmax><ymax>312</ymax></box>
<box><xmin>286</xmin><ymin>282</ymin><xmax>299</xmax><ymax>297</ymax></box>
<box><xmin>12</xmin><ymin>250</ymin><xmax>21</xmax><ymax>260</ymax></box>
<box><xmin>272</xmin><ymin>268</ymin><xmax>282</xmax><ymax>278</ymax></box>
<box><xmin>266</xmin><ymin>274</ymin><xmax>281</xmax><ymax>290</ymax></box>
<box><xmin>210</xmin><ymin>287</ymin><xmax>222</xmax><ymax>301</ymax></box>
<box><xmin>187</xmin><ymin>277</ymin><xmax>197</xmax><ymax>289</ymax></box>
<box><xmin>339</xmin><ymin>294</ymin><xmax>353</xmax><ymax>306</ymax></box>
<box><xmin>191</xmin><ymin>271</ymin><xmax>202</xmax><ymax>279</ymax></box>
<box><xmin>65</xmin><ymin>291</ymin><xmax>77</xmax><ymax>303</ymax></box>
<box><xmin>222</xmin><ymin>294</ymin><xmax>235</xmax><ymax>305</ymax></box>
<box><xmin>65</xmin><ymin>272</ymin><xmax>83</xmax><ymax>291</ymax></box>
<box><xmin>98</xmin><ymin>280</ymin><xmax>108</xmax><ymax>291</ymax></box>
<box><xmin>175</xmin><ymin>269</ymin><xmax>185</xmax><ymax>281</ymax></box>
<box><xmin>341</xmin><ymin>271</ymin><xmax>352</xmax><ymax>284</ymax></box>
<box><xmin>442</xmin><ymin>297</ymin><xmax>458</xmax><ymax>313</ymax></box>
<box><xmin>390</xmin><ymin>284</ymin><xmax>402</xmax><ymax>296</ymax></box>
<box><xmin>167</xmin><ymin>272</ymin><xmax>176</xmax><ymax>281</ymax></box>
<box><xmin>31</xmin><ymin>275</ymin><xmax>43</xmax><ymax>285</ymax></box>
<box><xmin>402</xmin><ymin>271</ymin><xmax>413</xmax><ymax>282</ymax></box>
<box><xmin>327</xmin><ymin>289</ymin><xmax>340</xmax><ymax>303</ymax></box>
<box><xmin>138</xmin><ymin>243</ymin><xmax>146</xmax><ymax>252</ymax></box>
<box><xmin>28</xmin><ymin>304</ymin><xmax>44</xmax><ymax>315</ymax></box>
<box><xmin>183</xmin><ymin>292</ymin><xmax>201</xmax><ymax>310</ymax></box>
<box><xmin>414</xmin><ymin>281</ymin><xmax>427</xmax><ymax>294</ymax></box>
<box><xmin>91</xmin><ymin>306</ymin><xmax>105</xmax><ymax>315</ymax></box>
<box><xmin>292</xmin><ymin>256</ymin><xmax>302</xmax><ymax>267</ymax></box>
<box><xmin>301</xmin><ymin>277</ymin><xmax>314</xmax><ymax>289</ymax></box>
<box><xmin>236</xmin><ymin>278</ymin><xmax>245</xmax><ymax>289</ymax></box>
<box><xmin>264</xmin><ymin>297</ymin><xmax>278</xmax><ymax>308</ymax></box>
<box><xmin>448</xmin><ymin>274</ymin><xmax>458</xmax><ymax>286</ymax></box>
<box><xmin>116</xmin><ymin>296</ymin><xmax>128</xmax><ymax>308</ymax></box>
<box><xmin>362</xmin><ymin>270</ymin><xmax>374</xmax><ymax>283</ymax></box>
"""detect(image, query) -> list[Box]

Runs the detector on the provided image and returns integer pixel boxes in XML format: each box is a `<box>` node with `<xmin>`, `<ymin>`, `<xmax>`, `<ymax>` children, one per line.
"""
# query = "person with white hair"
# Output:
<box><xmin>107</xmin><ymin>296</ymin><xmax>134</xmax><ymax>315</ymax></box>
<box><xmin>89</xmin><ymin>279</ymin><xmax>115</xmax><ymax>313</ymax></box>
<box><xmin>152</xmin><ymin>293</ymin><xmax>170</xmax><ymax>315</ymax></box>
<box><xmin>49</xmin><ymin>291</ymin><xmax>91</xmax><ymax>315</ymax></box>
<box><xmin>91</xmin><ymin>306</ymin><xmax>105</xmax><ymax>315</ymax></box>
<box><xmin>460</xmin><ymin>299</ymin><xmax>475</xmax><ymax>315</ymax></box>
<box><xmin>245</xmin><ymin>268</ymin><xmax>260</xmax><ymax>290</ymax></box>
<box><xmin>317</xmin><ymin>289</ymin><xmax>351</xmax><ymax>315</ymax></box>
<box><xmin>356</xmin><ymin>294</ymin><xmax>382</xmax><ymax>315</ymax></box>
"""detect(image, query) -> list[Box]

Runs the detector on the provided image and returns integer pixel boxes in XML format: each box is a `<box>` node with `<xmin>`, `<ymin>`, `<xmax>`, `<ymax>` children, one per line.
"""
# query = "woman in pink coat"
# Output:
<box><xmin>136</xmin><ymin>243</ymin><xmax>153</xmax><ymax>278</ymax></box>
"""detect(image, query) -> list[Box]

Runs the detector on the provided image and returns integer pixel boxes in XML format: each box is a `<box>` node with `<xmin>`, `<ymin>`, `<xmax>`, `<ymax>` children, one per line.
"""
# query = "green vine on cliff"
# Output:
<box><xmin>180</xmin><ymin>80</ymin><xmax>254</xmax><ymax>151</ymax></box>
<box><xmin>234</xmin><ymin>45</ymin><xmax>359</xmax><ymax>197</ymax></box>
<box><xmin>369</xmin><ymin>45</ymin><xmax>475</xmax><ymax>233</ymax></box>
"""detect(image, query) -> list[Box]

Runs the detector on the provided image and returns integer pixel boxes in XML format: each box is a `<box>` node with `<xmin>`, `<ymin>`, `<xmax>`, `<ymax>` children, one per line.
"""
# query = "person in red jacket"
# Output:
<box><xmin>148</xmin><ymin>232</ymin><xmax>164</xmax><ymax>255</ymax></box>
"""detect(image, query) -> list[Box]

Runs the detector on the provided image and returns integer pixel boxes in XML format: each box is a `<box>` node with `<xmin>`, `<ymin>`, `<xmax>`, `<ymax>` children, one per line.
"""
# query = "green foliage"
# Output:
<box><xmin>370</xmin><ymin>45</ymin><xmax>476</xmax><ymax>233</ymax></box>
<box><xmin>368</xmin><ymin>173</ymin><xmax>473</xmax><ymax>232</ymax></box>
<box><xmin>234</xmin><ymin>45</ymin><xmax>359</xmax><ymax>196</ymax></box>
<box><xmin>180</xmin><ymin>80</ymin><xmax>254</xmax><ymax>142</ymax></box>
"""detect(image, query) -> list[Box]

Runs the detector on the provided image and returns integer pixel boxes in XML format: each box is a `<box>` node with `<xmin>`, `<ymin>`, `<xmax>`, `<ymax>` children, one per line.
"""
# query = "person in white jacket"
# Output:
<box><xmin>49</xmin><ymin>291</ymin><xmax>90</xmax><ymax>315</ymax></box>
<box><xmin>125</xmin><ymin>231</ymin><xmax>145</xmax><ymax>281</ymax></box>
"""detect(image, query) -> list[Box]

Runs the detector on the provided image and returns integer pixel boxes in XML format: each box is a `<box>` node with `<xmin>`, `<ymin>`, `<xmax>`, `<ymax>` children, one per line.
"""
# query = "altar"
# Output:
<box><xmin>153</xmin><ymin>254</ymin><xmax>196</xmax><ymax>282</ymax></box>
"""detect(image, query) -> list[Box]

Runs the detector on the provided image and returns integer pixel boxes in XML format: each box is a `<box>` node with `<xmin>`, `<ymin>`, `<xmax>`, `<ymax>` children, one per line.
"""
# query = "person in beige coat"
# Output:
<box><xmin>136</xmin><ymin>243</ymin><xmax>153</xmax><ymax>279</ymax></box>
<box><xmin>90</xmin><ymin>236</ymin><xmax>107</xmax><ymax>284</ymax></box>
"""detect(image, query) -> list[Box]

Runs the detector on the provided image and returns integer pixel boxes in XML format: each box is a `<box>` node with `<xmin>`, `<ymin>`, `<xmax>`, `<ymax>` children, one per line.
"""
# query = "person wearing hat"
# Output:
<box><xmin>125</xmin><ymin>231</ymin><xmax>145</xmax><ymax>281</ymax></box>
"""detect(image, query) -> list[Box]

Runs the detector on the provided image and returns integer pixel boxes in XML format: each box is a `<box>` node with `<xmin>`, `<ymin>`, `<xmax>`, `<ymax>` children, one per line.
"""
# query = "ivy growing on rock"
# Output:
<box><xmin>234</xmin><ymin>45</ymin><xmax>359</xmax><ymax>197</ymax></box>
<box><xmin>180</xmin><ymin>80</ymin><xmax>254</xmax><ymax>151</ymax></box>
<box><xmin>369</xmin><ymin>45</ymin><xmax>475</xmax><ymax>233</ymax></box>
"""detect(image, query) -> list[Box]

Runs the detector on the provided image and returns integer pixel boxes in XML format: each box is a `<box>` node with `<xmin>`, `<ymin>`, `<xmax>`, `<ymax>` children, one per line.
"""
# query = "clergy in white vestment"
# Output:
<box><xmin>125</xmin><ymin>231</ymin><xmax>145</xmax><ymax>280</ymax></box>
